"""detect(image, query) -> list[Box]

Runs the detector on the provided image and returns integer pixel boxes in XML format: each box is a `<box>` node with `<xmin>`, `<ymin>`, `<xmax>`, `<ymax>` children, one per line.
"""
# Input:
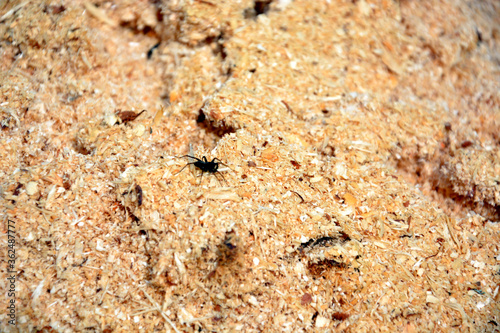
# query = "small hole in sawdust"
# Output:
<box><xmin>196</xmin><ymin>109</ymin><xmax>236</xmax><ymax>138</ymax></box>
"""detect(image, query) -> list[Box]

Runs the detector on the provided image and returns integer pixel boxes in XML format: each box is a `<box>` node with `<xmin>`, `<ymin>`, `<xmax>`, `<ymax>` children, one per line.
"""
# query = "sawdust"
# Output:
<box><xmin>1</xmin><ymin>0</ymin><xmax>499</xmax><ymax>332</ymax></box>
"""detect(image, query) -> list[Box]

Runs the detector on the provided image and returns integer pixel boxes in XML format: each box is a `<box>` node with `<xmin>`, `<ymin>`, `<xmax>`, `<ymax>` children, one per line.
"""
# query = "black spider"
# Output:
<box><xmin>176</xmin><ymin>155</ymin><xmax>230</xmax><ymax>185</ymax></box>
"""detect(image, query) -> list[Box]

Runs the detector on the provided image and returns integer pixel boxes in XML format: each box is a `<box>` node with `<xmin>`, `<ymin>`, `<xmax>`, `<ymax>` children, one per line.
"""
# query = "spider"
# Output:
<box><xmin>175</xmin><ymin>155</ymin><xmax>230</xmax><ymax>186</ymax></box>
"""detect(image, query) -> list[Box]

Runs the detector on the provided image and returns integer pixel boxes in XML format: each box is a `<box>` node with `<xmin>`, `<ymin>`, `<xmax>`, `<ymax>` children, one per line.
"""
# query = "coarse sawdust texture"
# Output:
<box><xmin>1</xmin><ymin>0</ymin><xmax>499</xmax><ymax>332</ymax></box>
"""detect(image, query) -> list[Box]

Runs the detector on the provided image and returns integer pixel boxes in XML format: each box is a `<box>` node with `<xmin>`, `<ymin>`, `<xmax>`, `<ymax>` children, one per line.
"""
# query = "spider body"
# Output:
<box><xmin>192</xmin><ymin>156</ymin><xmax>219</xmax><ymax>173</ymax></box>
<box><xmin>176</xmin><ymin>155</ymin><xmax>229</xmax><ymax>185</ymax></box>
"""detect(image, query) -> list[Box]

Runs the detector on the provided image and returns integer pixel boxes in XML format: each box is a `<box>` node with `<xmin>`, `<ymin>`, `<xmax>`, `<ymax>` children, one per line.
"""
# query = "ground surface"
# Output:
<box><xmin>1</xmin><ymin>0</ymin><xmax>499</xmax><ymax>332</ymax></box>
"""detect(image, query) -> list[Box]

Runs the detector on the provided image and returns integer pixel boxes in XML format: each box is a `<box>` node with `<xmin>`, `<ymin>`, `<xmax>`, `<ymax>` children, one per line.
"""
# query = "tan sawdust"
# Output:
<box><xmin>1</xmin><ymin>0</ymin><xmax>499</xmax><ymax>332</ymax></box>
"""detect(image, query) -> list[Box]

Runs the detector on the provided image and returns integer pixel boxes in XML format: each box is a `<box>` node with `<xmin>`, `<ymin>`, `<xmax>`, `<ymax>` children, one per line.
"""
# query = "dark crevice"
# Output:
<box><xmin>216</xmin><ymin>230</ymin><xmax>240</xmax><ymax>267</ymax></box>
<box><xmin>119</xmin><ymin>18</ymin><xmax>161</xmax><ymax>39</ymax></box>
<box><xmin>283</xmin><ymin>231</ymin><xmax>352</xmax><ymax>265</ymax></box>
<box><xmin>254</xmin><ymin>0</ymin><xmax>273</xmax><ymax>15</ymax></box>
<box><xmin>199</xmin><ymin>31</ymin><xmax>235</xmax><ymax>77</ymax></box>
<box><xmin>244</xmin><ymin>0</ymin><xmax>273</xmax><ymax>19</ymax></box>
<box><xmin>147</xmin><ymin>42</ymin><xmax>161</xmax><ymax>59</ymax></box>
<box><xmin>196</xmin><ymin>109</ymin><xmax>236</xmax><ymax>138</ymax></box>
<box><xmin>332</xmin><ymin>312</ymin><xmax>350</xmax><ymax>321</ymax></box>
<box><xmin>202</xmin><ymin>33</ymin><xmax>228</xmax><ymax>61</ymax></box>
<box><xmin>72</xmin><ymin>138</ymin><xmax>92</xmax><ymax>155</ymax></box>
<box><xmin>117</xmin><ymin>2</ymin><xmax>163</xmax><ymax>39</ymax></box>
<box><xmin>311</xmin><ymin>311</ymin><xmax>319</xmax><ymax>325</ymax></box>
<box><xmin>297</xmin><ymin>232</ymin><xmax>351</xmax><ymax>254</ymax></box>
<box><xmin>149</xmin><ymin>3</ymin><xmax>236</xmax><ymax>146</ymax></box>
<box><xmin>307</xmin><ymin>259</ymin><xmax>346</xmax><ymax>277</ymax></box>
<box><xmin>393</xmin><ymin>148</ymin><xmax>499</xmax><ymax>221</ymax></box>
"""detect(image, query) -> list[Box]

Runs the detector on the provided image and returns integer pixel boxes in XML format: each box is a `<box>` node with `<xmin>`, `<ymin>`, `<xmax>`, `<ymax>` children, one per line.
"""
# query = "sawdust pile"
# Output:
<box><xmin>1</xmin><ymin>0</ymin><xmax>499</xmax><ymax>331</ymax></box>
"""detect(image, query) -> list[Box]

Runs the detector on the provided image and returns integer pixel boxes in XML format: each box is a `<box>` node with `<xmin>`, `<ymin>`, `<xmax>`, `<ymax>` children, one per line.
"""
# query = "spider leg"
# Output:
<box><xmin>178</xmin><ymin>155</ymin><xmax>202</xmax><ymax>162</ymax></box>
<box><xmin>174</xmin><ymin>162</ymin><xmax>196</xmax><ymax>175</ymax></box>
<box><xmin>212</xmin><ymin>171</ymin><xmax>223</xmax><ymax>186</ymax></box>
<box><xmin>212</xmin><ymin>158</ymin><xmax>233</xmax><ymax>171</ymax></box>
<box><xmin>216</xmin><ymin>171</ymin><xmax>229</xmax><ymax>186</ymax></box>
<box><xmin>198</xmin><ymin>170</ymin><xmax>204</xmax><ymax>185</ymax></box>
